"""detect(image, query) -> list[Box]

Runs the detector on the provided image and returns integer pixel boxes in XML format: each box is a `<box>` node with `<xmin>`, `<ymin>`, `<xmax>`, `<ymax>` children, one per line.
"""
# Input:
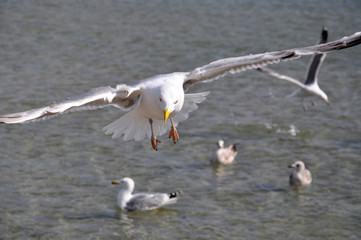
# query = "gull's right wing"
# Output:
<box><xmin>0</xmin><ymin>84</ymin><xmax>141</xmax><ymax>124</ymax></box>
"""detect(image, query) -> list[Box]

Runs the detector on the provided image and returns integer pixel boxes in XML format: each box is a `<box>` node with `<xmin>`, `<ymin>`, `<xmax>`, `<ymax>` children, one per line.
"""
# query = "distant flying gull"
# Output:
<box><xmin>111</xmin><ymin>177</ymin><xmax>180</xmax><ymax>211</ymax></box>
<box><xmin>0</xmin><ymin>31</ymin><xmax>360</xmax><ymax>150</ymax></box>
<box><xmin>289</xmin><ymin>161</ymin><xmax>312</xmax><ymax>186</ymax></box>
<box><xmin>211</xmin><ymin>139</ymin><xmax>237</xmax><ymax>164</ymax></box>
<box><xmin>257</xmin><ymin>27</ymin><xmax>329</xmax><ymax>111</ymax></box>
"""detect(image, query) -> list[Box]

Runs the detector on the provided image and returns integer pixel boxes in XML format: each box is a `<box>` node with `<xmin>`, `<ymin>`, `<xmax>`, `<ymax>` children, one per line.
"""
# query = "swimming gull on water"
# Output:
<box><xmin>211</xmin><ymin>139</ymin><xmax>237</xmax><ymax>164</ymax></box>
<box><xmin>289</xmin><ymin>160</ymin><xmax>312</xmax><ymax>186</ymax></box>
<box><xmin>257</xmin><ymin>27</ymin><xmax>329</xmax><ymax>111</ymax></box>
<box><xmin>112</xmin><ymin>177</ymin><xmax>180</xmax><ymax>211</ymax></box>
<box><xmin>0</xmin><ymin>31</ymin><xmax>360</xmax><ymax>150</ymax></box>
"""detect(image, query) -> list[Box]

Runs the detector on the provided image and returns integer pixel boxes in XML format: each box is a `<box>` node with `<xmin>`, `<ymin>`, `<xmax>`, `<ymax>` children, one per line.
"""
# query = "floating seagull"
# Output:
<box><xmin>289</xmin><ymin>161</ymin><xmax>312</xmax><ymax>186</ymax></box>
<box><xmin>111</xmin><ymin>177</ymin><xmax>180</xmax><ymax>211</ymax></box>
<box><xmin>257</xmin><ymin>27</ymin><xmax>329</xmax><ymax>111</ymax></box>
<box><xmin>0</xmin><ymin>31</ymin><xmax>360</xmax><ymax>150</ymax></box>
<box><xmin>211</xmin><ymin>139</ymin><xmax>237</xmax><ymax>164</ymax></box>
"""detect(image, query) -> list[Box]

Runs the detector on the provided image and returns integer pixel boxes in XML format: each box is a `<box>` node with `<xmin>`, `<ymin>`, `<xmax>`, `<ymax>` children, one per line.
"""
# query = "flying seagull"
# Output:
<box><xmin>257</xmin><ymin>27</ymin><xmax>329</xmax><ymax>111</ymax></box>
<box><xmin>0</xmin><ymin>31</ymin><xmax>360</xmax><ymax>150</ymax></box>
<box><xmin>111</xmin><ymin>177</ymin><xmax>180</xmax><ymax>211</ymax></box>
<box><xmin>211</xmin><ymin>139</ymin><xmax>237</xmax><ymax>165</ymax></box>
<box><xmin>289</xmin><ymin>160</ymin><xmax>312</xmax><ymax>186</ymax></box>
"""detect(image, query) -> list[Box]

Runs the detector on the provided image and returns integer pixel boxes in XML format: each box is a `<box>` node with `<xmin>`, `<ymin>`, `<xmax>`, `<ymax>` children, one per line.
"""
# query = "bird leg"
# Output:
<box><xmin>168</xmin><ymin>117</ymin><xmax>179</xmax><ymax>144</ymax></box>
<box><xmin>303</xmin><ymin>104</ymin><xmax>308</xmax><ymax>112</ymax></box>
<box><xmin>312</xmin><ymin>100</ymin><xmax>317</xmax><ymax>107</ymax></box>
<box><xmin>149</xmin><ymin>119</ymin><xmax>161</xmax><ymax>151</ymax></box>
<box><xmin>302</xmin><ymin>99</ymin><xmax>308</xmax><ymax>112</ymax></box>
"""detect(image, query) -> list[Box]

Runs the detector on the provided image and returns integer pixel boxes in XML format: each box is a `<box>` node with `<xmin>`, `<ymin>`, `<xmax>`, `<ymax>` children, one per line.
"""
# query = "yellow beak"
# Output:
<box><xmin>326</xmin><ymin>100</ymin><xmax>330</xmax><ymax>105</ymax></box>
<box><xmin>111</xmin><ymin>180</ymin><xmax>119</xmax><ymax>185</ymax></box>
<box><xmin>164</xmin><ymin>108</ymin><xmax>170</xmax><ymax>123</ymax></box>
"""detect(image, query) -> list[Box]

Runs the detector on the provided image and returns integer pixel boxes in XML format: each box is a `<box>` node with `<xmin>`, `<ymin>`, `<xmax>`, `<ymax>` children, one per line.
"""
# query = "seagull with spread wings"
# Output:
<box><xmin>0</xmin><ymin>31</ymin><xmax>360</xmax><ymax>150</ymax></box>
<box><xmin>257</xmin><ymin>27</ymin><xmax>330</xmax><ymax>111</ymax></box>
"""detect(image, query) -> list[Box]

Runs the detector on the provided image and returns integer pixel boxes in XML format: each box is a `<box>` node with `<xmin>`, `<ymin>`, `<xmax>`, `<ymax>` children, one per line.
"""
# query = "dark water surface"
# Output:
<box><xmin>0</xmin><ymin>1</ymin><xmax>360</xmax><ymax>239</ymax></box>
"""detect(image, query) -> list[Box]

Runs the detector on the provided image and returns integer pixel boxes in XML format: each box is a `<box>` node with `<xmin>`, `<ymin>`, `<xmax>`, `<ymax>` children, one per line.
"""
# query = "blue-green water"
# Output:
<box><xmin>0</xmin><ymin>1</ymin><xmax>360</xmax><ymax>239</ymax></box>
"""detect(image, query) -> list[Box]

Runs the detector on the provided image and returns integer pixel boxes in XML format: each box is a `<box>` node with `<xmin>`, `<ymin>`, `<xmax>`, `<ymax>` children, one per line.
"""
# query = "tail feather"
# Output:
<box><xmin>103</xmin><ymin>109</ymin><xmax>169</xmax><ymax>141</ymax></box>
<box><xmin>103</xmin><ymin>110</ymin><xmax>149</xmax><ymax>141</ymax></box>
<box><xmin>133</xmin><ymin>120</ymin><xmax>148</xmax><ymax>141</ymax></box>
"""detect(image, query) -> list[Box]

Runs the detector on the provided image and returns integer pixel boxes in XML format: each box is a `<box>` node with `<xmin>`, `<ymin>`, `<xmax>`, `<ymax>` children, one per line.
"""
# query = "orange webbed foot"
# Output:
<box><xmin>151</xmin><ymin>136</ymin><xmax>161</xmax><ymax>151</ymax></box>
<box><xmin>169</xmin><ymin>126</ymin><xmax>179</xmax><ymax>144</ymax></box>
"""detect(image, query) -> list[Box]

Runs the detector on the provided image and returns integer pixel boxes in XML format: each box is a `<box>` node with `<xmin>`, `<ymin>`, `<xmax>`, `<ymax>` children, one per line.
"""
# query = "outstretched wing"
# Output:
<box><xmin>183</xmin><ymin>31</ymin><xmax>361</xmax><ymax>90</ymax></box>
<box><xmin>0</xmin><ymin>84</ymin><xmax>141</xmax><ymax>124</ymax></box>
<box><xmin>304</xmin><ymin>27</ymin><xmax>328</xmax><ymax>85</ymax></box>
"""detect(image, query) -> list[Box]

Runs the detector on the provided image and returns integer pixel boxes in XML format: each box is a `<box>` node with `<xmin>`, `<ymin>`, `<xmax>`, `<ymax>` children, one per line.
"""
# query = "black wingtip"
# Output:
<box><xmin>232</xmin><ymin>145</ymin><xmax>237</xmax><ymax>152</ymax></box>
<box><xmin>169</xmin><ymin>190</ymin><xmax>181</xmax><ymax>198</ymax></box>
<box><xmin>320</xmin><ymin>27</ymin><xmax>328</xmax><ymax>44</ymax></box>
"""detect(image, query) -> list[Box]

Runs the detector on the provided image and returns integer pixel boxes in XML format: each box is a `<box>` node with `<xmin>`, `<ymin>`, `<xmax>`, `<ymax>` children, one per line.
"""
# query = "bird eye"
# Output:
<box><xmin>174</xmin><ymin>100</ymin><xmax>178</xmax><ymax>104</ymax></box>
<box><xmin>159</xmin><ymin>98</ymin><xmax>163</xmax><ymax>102</ymax></box>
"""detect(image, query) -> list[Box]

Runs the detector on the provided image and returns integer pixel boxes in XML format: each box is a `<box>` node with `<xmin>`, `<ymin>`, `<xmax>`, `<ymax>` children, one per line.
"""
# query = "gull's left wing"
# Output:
<box><xmin>183</xmin><ymin>31</ymin><xmax>361</xmax><ymax>90</ymax></box>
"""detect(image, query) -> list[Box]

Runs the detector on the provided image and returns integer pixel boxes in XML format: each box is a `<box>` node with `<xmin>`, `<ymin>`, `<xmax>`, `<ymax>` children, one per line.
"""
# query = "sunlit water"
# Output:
<box><xmin>0</xmin><ymin>1</ymin><xmax>360</xmax><ymax>239</ymax></box>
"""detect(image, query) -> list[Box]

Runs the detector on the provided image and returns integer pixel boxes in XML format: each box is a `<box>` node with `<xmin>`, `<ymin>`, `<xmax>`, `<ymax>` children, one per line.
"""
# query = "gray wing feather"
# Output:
<box><xmin>125</xmin><ymin>193</ymin><xmax>168</xmax><ymax>211</ymax></box>
<box><xmin>304</xmin><ymin>54</ymin><xmax>326</xmax><ymax>86</ymax></box>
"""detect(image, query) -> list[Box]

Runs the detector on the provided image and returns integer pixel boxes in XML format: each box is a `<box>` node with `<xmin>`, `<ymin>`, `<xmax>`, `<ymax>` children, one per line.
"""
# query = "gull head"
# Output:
<box><xmin>316</xmin><ymin>88</ymin><xmax>330</xmax><ymax>104</ymax></box>
<box><xmin>289</xmin><ymin>161</ymin><xmax>306</xmax><ymax>172</ymax></box>
<box><xmin>159</xmin><ymin>84</ymin><xmax>184</xmax><ymax>123</ymax></box>
<box><xmin>217</xmin><ymin>140</ymin><xmax>225</xmax><ymax>148</ymax></box>
<box><xmin>112</xmin><ymin>177</ymin><xmax>135</xmax><ymax>193</ymax></box>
